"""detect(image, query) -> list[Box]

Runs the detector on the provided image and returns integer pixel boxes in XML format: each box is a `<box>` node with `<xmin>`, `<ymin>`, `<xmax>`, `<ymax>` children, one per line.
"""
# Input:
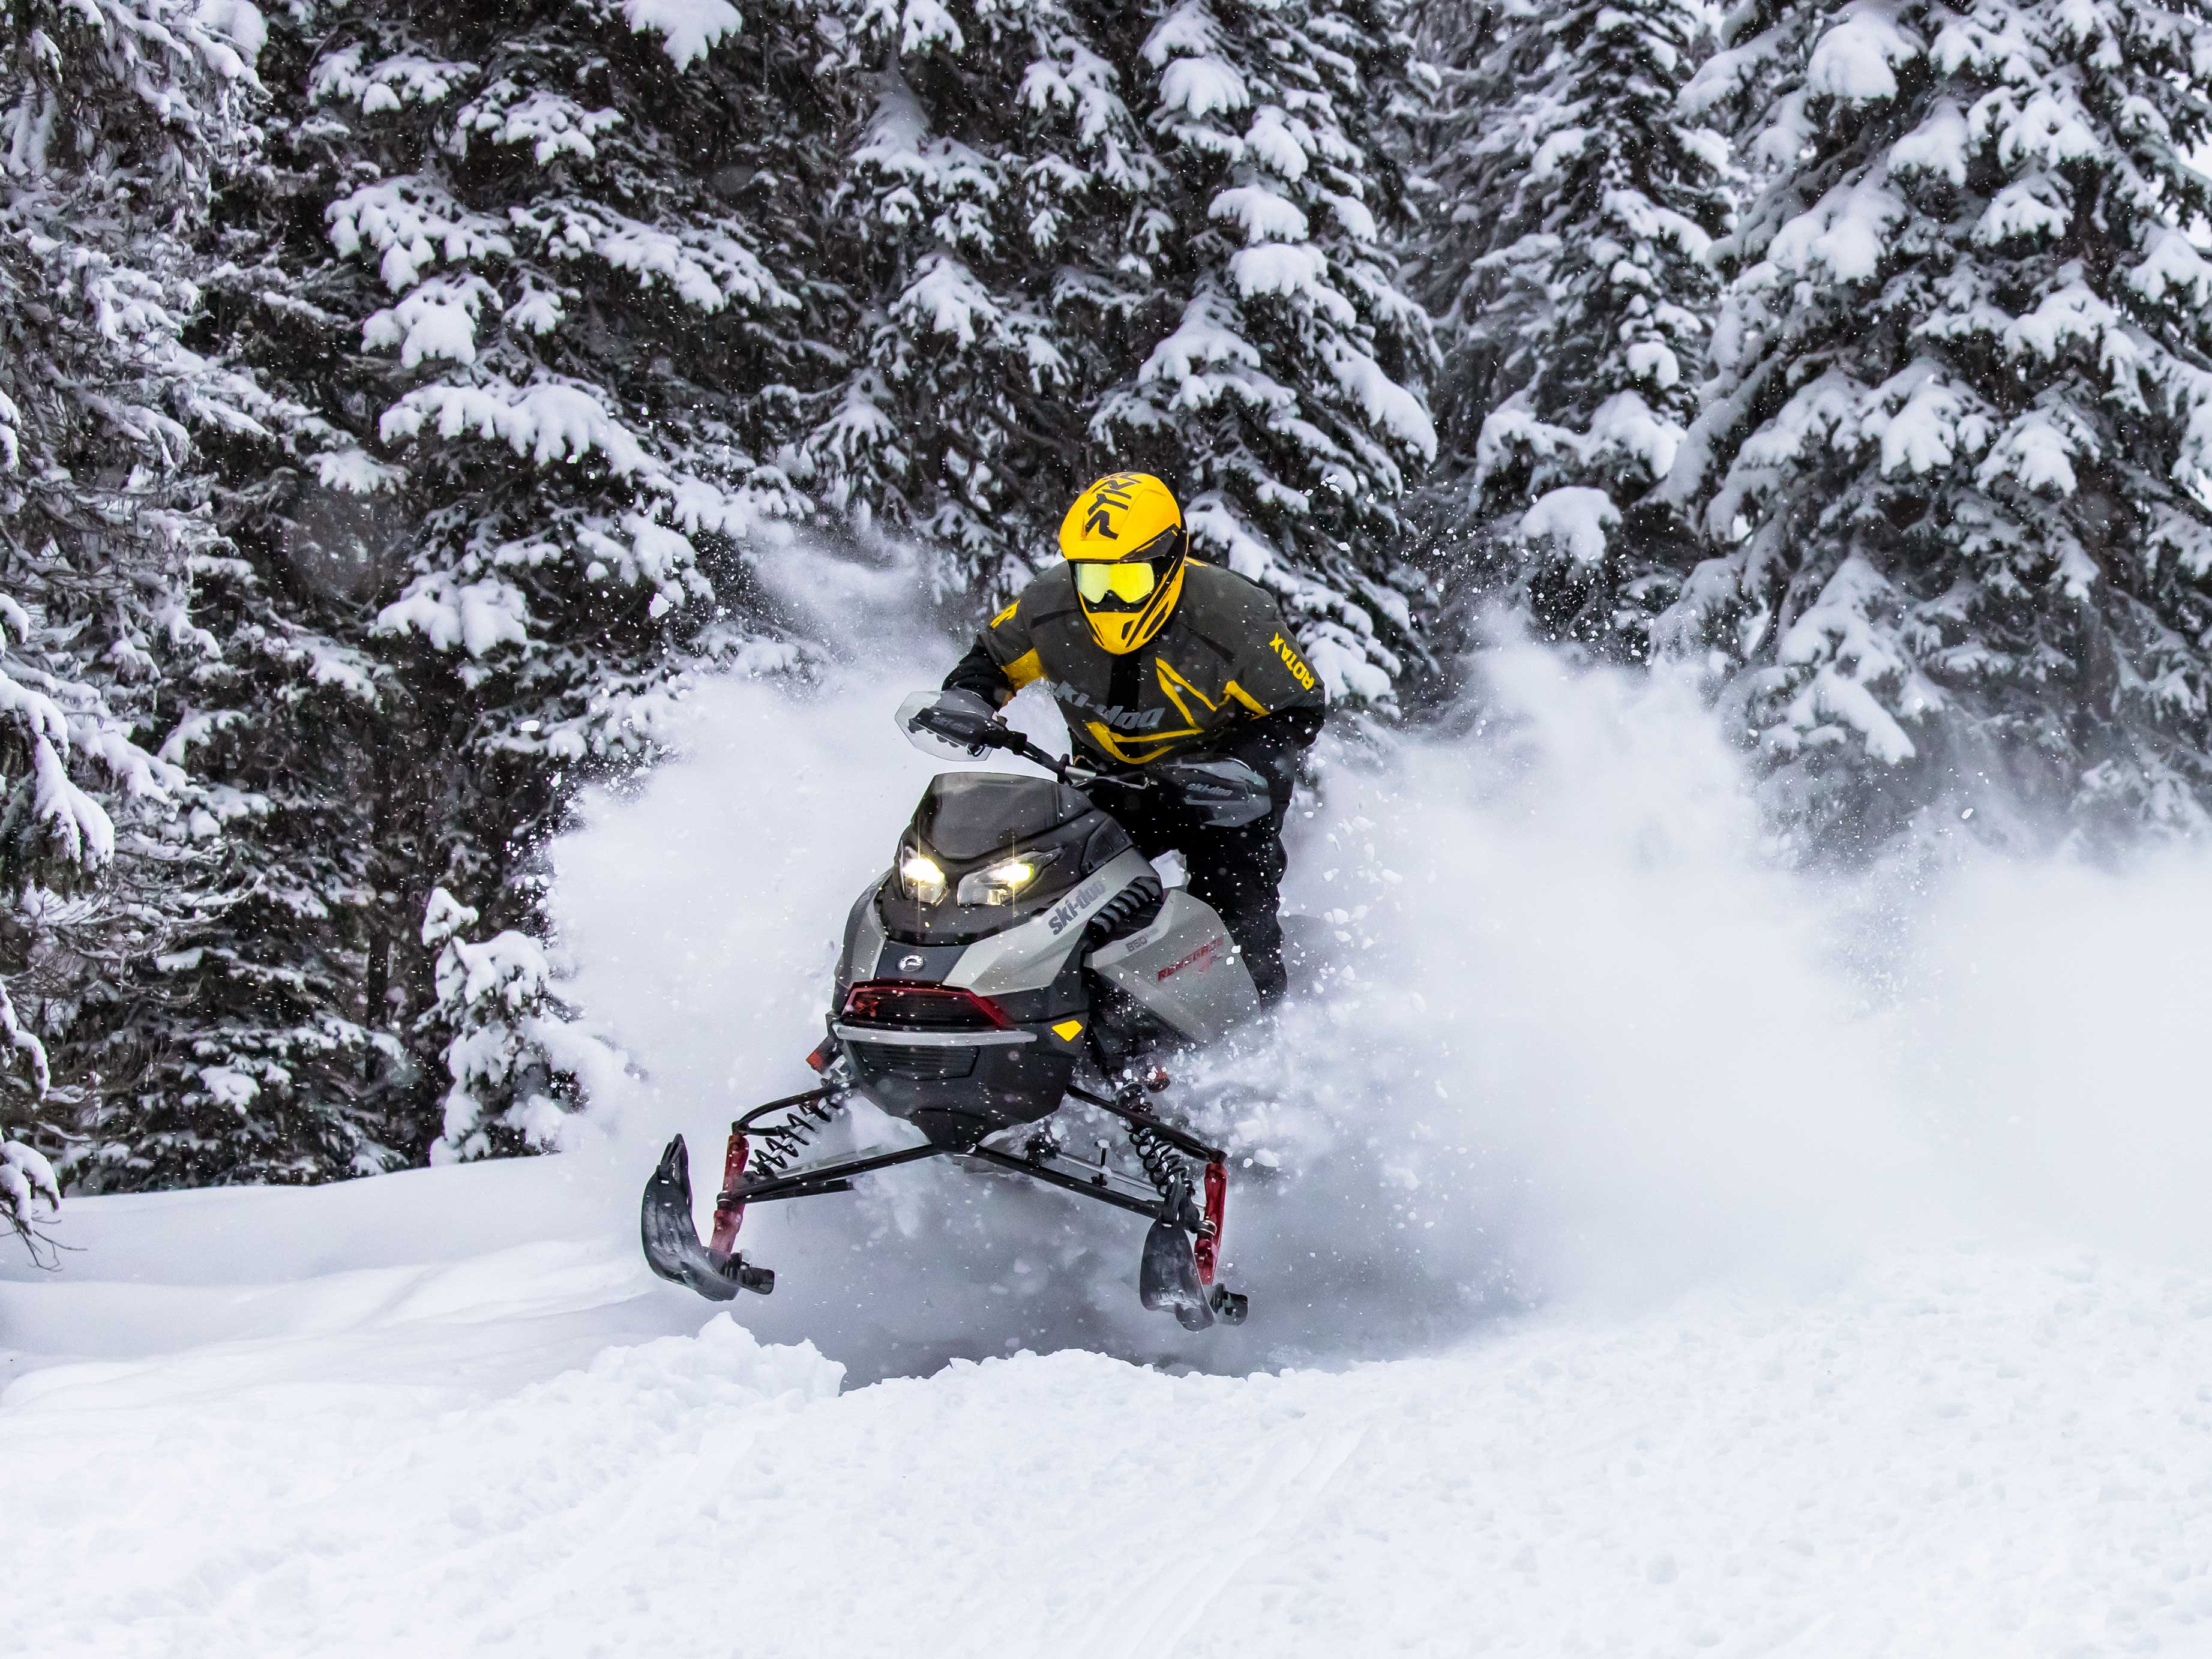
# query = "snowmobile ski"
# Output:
<box><xmin>640</xmin><ymin>1135</ymin><xmax>777</xmax><ymax>1301</ymax></box>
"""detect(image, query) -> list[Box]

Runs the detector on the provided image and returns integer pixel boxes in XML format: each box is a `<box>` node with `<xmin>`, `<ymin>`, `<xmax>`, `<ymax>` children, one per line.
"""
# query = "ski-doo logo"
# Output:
<box><xmin>1271</xmin><ymin>634</ymin><xmax>1317</xmax><ymax>692</ymax></box>
<box><xmin>1156</xmin><ymin>937</ymin><xmax>1225</xmax><ymax>982</ymax></box>
<box><xmin>1044</xmin><ymin>680</ymin><xmax>1164</xmax><ymax>733</ymax></box>
<box><xmin>1046</xmin><ymin>876</ymin><xmax>1108</xmax><ymax>935</ymax></box>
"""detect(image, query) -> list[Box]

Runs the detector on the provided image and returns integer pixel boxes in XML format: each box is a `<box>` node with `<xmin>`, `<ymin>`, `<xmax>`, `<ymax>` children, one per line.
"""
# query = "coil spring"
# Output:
<box><xmin>746</xmin><ymin>1094</ymin><xmax>845</xmax><ymax>1181</ymax></box>
<box><xmin>1128</xmin><ymin>1120</ymin><xmax>1183</xmax><ymax>1201</ymax></box>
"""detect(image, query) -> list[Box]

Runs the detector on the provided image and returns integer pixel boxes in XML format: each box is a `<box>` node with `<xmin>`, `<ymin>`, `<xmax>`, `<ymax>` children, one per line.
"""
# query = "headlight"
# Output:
<box><xmin>957</xmin><ymin>856</ymin><xmax>1038</xmax><ymax>907</ymax></box>
<box><xmin>897</xmin><ymin>850</ymin><xmax>948</xmax><ymax>905</ymax></box>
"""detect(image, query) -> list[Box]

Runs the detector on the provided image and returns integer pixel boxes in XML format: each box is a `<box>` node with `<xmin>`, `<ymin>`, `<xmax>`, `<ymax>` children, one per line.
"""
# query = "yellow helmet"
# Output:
<box><xmin>1057</xmin><ymin>472</ymin><xmax>1189</xmax><ymax>655</ymax></box>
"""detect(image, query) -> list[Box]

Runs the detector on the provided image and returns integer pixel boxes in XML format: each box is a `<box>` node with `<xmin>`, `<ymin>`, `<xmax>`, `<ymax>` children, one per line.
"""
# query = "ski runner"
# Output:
<box><xmin>925</xmin><ymin>472</ymin><xmax>1326</xmax><ymax>1000</ymax></box>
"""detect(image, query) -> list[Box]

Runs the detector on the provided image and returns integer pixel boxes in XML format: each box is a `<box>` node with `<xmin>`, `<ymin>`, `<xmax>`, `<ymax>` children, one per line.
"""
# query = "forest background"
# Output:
<box><xmin>2</xmin><ymin>0</ymin><xmax>2208</xmax><ymax>1209</ymax></box>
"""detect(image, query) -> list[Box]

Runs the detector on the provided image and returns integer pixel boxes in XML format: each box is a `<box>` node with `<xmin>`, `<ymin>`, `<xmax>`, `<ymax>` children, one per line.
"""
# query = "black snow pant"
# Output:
<box><xmin>1110</xmin><ymin>792</ymin><xmax>1290</xmax><ymax>1001</ymax></box>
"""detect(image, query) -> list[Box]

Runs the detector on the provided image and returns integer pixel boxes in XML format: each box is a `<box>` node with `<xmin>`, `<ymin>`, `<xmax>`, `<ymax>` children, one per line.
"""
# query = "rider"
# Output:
<box><xmin>935</xmin><ymin>472</ymin><xmax>1326</xmax><ymax>1000</ymax></box>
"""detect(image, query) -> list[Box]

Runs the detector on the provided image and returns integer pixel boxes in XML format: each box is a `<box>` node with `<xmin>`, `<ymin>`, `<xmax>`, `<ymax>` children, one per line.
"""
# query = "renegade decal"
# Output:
<box><xmin>1051</xmin><ymin>1018</ymin><xmax>1084</xmax><ymax>1042</ymax></box>
<box><xmin>1156</xmin><ymin>937</ymin><xmax>1227</xmax><ymax>982</ymax></box>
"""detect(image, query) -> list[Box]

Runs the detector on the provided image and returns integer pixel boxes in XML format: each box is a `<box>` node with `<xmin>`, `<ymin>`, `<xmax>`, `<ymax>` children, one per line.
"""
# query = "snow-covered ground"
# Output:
<box><xmin>15</xmin><ymin>617</ymin><xmax>2212</xmax><ymax>1655</ymax></box>
<box><xmin>10</xmin><ymin>1169</ymin><xmax>2212</xmax><ymax>1656</ymax></box>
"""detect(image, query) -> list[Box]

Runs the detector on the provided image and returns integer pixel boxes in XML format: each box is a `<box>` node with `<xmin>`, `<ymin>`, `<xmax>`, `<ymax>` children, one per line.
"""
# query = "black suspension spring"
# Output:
<box><xmin>742</xmin><ymin>1093</ymin><xmax>846</xmax><ymax>1181</ymax></box>
<box><xmin>1128</xmin><ymin>1120</ymin><xmax>1184</xmax><ymax>1201</ymax></box>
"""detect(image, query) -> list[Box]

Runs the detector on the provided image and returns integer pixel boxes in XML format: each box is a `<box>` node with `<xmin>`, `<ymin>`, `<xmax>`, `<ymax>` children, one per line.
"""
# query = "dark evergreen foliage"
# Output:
<box><xmin>1662</xmin><ymin>0</ymin><xmax>2212</xmax><ymax>847</ymax></box>
<box><xmin>1408</xmin><ymin>0</ymin><xmax>1730</xmax><ymax>661</ymax></box>
<box><xmin>70</xmin><ymin>0</ymin><xmax>843</xmax><ymax>1184</ymax></box>
<box><xmin>808</xmin><ymin>0</ymin><xmax>1438</xmax><ymax>704</ymax></box>
<box><xmin>0</xmin><ymin>0</ymin><xmax>276</xmax><ymax>1202</ymax></box>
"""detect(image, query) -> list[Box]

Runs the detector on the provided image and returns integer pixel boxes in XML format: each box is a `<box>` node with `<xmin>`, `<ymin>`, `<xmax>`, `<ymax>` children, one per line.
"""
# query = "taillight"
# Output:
<box><xmin>841</xmin><ymin>980</ymin><xmax>1012</xmax><ymax>1031</ymax></box>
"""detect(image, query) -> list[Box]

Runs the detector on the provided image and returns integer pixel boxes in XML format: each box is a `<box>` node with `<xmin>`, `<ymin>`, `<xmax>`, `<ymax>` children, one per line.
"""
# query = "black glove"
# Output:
<box><xmin>1148</xmin><ymin>755</ymin><xmax>1273</xmax><ymax>827</ymax></box>
<box><xmin>1206</xmin><ymin>707</ymin><xmax>1323</xmax><ymax>812</ymax></box>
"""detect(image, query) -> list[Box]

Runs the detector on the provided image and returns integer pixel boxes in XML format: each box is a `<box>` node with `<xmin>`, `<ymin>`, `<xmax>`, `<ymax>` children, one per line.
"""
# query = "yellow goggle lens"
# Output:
<box><xmin>1074</xmin><ymin>562</ymin><xmax>1159</xmax><ymax>605</ymax></box>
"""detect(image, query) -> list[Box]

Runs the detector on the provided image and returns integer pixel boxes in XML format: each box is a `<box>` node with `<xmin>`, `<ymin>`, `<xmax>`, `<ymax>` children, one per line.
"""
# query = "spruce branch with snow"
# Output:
<box><xmin>1662</xmin><ymin>0</ymin><xmax>2212</xmax><ymax>845</ymax></box>
<box><xmin>805</xmin><ymin>0</ymin><xmax>1135</xmax><ymax>598</ymax></box>
<box><xmin>1409</xmin><ymin>0</ymin><xmax>1731</xmax><ymax>659</ymax></box>
<box><xmin>1</xmin><ymin>1132</ymin><xmax>61</xmax><ymax>1257</ymax></box>
<box><xmin>1103</xmin><ymin>0</ymin><xmax>1440</xmax><ymax>703</ymax></box>
<box><xmin>418</xmin><ymin>887</ymin><xmax>621</xmax><ymax>1162</ymax></box>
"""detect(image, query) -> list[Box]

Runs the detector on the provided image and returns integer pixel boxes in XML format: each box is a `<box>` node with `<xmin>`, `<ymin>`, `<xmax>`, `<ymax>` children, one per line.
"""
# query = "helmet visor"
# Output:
<box><xmin>1074</xmin><ymin>561</ymin><xmax>1159</xmax><ymax>607</ymax></box>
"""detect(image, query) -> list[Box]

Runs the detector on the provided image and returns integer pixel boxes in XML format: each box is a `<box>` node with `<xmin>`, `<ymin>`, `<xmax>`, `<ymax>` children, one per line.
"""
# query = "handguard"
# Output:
<box><xmin>897</xmin><ymin>688</ymin><xmax>1005</xmax><ymax>760</ymax></box>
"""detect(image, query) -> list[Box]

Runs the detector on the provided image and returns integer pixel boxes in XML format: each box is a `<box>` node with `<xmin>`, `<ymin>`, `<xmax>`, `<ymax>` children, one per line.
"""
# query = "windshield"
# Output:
<box><xmin>913</xmin><ymin>773</ymin><xmax>1094</xmax><ymax>862</ymax></box>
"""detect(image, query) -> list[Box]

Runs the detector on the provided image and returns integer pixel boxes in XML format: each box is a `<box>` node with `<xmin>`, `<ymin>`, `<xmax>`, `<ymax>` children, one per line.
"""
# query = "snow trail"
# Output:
<box><xmin>12</xmin><ymin>1205</ymin><xmax>2212</xmax><ymax>1658</ymax></box>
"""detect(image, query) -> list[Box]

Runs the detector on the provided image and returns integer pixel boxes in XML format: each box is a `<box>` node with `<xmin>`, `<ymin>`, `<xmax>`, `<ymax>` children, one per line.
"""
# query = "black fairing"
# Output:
<box><xmin>867</xmin><ymin>1040</ymin><xmax>1081</xmax><ymax>1150</ymax></box>
<box><xmin>879</xmin><ymin>772</ymin><xmax>1132</xmax><ymax>946</ymax></box>
<box><xmin>835</xmin><ymin>949</ymin><xmax>1093</xmax><ymax>1149</ymax></box>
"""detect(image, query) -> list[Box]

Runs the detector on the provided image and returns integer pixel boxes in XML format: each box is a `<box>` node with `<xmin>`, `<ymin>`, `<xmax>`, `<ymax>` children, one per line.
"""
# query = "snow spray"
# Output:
<box><xmin>550</xmin><ymin>552</ymin><xmax>2212</xmax><ymax>1382</ymax></box>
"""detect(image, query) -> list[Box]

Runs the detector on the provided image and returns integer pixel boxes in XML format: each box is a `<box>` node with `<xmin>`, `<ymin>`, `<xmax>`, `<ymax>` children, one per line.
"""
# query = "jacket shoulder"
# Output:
<box><xmin>1179</xmin><ymin>561</ymin><xmax>1287</xmax><ymax>640</ymax></box>
<box><xmin>1020</xmin><ymin>562</ymin><xmax>1081</xmax><ymax>616</ymax></box>
<box><xmin>993</xmin><ymin>564</ymin><xmax>1080</xmax><ymax>631</ymax></box>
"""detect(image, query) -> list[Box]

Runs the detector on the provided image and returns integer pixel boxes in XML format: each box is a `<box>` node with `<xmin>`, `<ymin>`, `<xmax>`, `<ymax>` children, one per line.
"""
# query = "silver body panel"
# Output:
<box><xmin>839</xmin><ymin>850</ymin><xmax>1257</xmax><ymax>1049</ymax></box>
<box><xmin>940</xmin><ymin>847</ymin><xmax>1160</xmax><ymax>997</ymax></box>
<box><xmin>1086</xmin><ymin>888</ymin><xmax>1260</xmax><ymax>1043</ymax></box>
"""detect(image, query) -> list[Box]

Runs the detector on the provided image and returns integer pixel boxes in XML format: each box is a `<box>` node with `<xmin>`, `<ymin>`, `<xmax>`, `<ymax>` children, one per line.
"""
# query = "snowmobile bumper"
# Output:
<box><xmin>640</xmin><ymin>1135</ymin><xmax>777</xmax><ymax>1301</ymax></box>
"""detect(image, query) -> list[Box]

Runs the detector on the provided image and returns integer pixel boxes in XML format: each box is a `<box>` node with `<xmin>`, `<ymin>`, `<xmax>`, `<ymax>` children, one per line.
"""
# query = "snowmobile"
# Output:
<box><xmin>640</xmin><ymin>689</ymin><xmax>1270</xmax><ymax>1330</ymax></box>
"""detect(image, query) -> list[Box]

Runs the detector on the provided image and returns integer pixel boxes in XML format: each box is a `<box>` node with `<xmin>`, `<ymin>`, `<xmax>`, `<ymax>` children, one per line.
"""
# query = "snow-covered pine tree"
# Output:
<box><xmin>1662</xmin><ymin>0</ymin><xmax>2212</xmax><ymax>845</ymax></box>
<box><xmin>0</xmin><ymin>0</ymin><xmax>281</xmax><ymax>1186</ymax></box>
<box><xmin>810</xmin><ymin>0</ymin><xmax>1437</xmax><ymax>704</ymax></box>
<box><xmin>418</xmin><ymin>887</ymin><xmax>620</xmax><ymax>1161</ymax></box>
<box><xmin>55</xmin><ymin>558</ymin><xmax>414</xmax><ymax>1189</ymax></box>
<box><xmin>322</xmin><ymin>0</ymin><xmax>837</xmax><ymax>874</ymax></box>
<box><xmin>160</xmin><ymin>0</ymin><xmax>840</xmax><ymax>1174</ymax></box>
<box><xmin>804</xmin><ymin>0</ymin><xmax>1133</xmax><ymax>598</ymax></box>
<box><xmin>1411</xmin><ymin>0</ymin><xmax>1730</xmax><ymax>659</ymax></box>
<box><xmin>1104</xmin><ymin>0</ymin><xmax>1438</xmax><ymax>701</ymax></box>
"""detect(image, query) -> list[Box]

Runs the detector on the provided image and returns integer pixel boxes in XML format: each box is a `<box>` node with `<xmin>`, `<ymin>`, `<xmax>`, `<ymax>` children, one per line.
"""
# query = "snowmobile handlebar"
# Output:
<box><xmin>897</xmin><ymin>688</ymin><xmax>1146</xmax><ymax>790</ymax></box>
<box><xmin>895</xmin><ymin>688</ymin><xmax>1271</xmax><ymax>826</ymax></box>
<box><xmin>994</xmin><ymin>727</ymin><xmax>1146</xmax><ymax>792</ymax></box>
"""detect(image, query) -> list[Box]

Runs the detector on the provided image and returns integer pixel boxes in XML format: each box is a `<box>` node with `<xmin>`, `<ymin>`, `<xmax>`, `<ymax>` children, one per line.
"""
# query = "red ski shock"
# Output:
<box><xmin>1193</xmin><ymin>1159</ymin><xmax>1227</xmax><ymax>1286</ymax></box>
<box><xmin>708</xmin><ymin>1127</ymin><xmax>750</xmax><ymax>1254</ymax></box>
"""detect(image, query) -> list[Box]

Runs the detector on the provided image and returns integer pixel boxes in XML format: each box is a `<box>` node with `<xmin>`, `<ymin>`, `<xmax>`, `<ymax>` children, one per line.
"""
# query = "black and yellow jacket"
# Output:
<box><xmin>943</xmin><ymin>561</ymin><xmax>1328</xmax><ymax>799</ymax></box>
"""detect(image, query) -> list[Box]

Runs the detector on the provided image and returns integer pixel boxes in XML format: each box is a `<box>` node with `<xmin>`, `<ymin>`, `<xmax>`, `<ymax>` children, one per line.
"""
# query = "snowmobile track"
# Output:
<box><xmin>1080</xmin><ymin>1419</ymin><xmax>1374</xmax><ymax>1659</ymax></box>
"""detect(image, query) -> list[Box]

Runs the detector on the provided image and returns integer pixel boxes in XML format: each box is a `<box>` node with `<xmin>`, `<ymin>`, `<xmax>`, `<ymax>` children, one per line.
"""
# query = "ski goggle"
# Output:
<box><xmin>1074</xmin><ymin>560</ymin><xmax>1161</xmax><ymax>605</ymax></box>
